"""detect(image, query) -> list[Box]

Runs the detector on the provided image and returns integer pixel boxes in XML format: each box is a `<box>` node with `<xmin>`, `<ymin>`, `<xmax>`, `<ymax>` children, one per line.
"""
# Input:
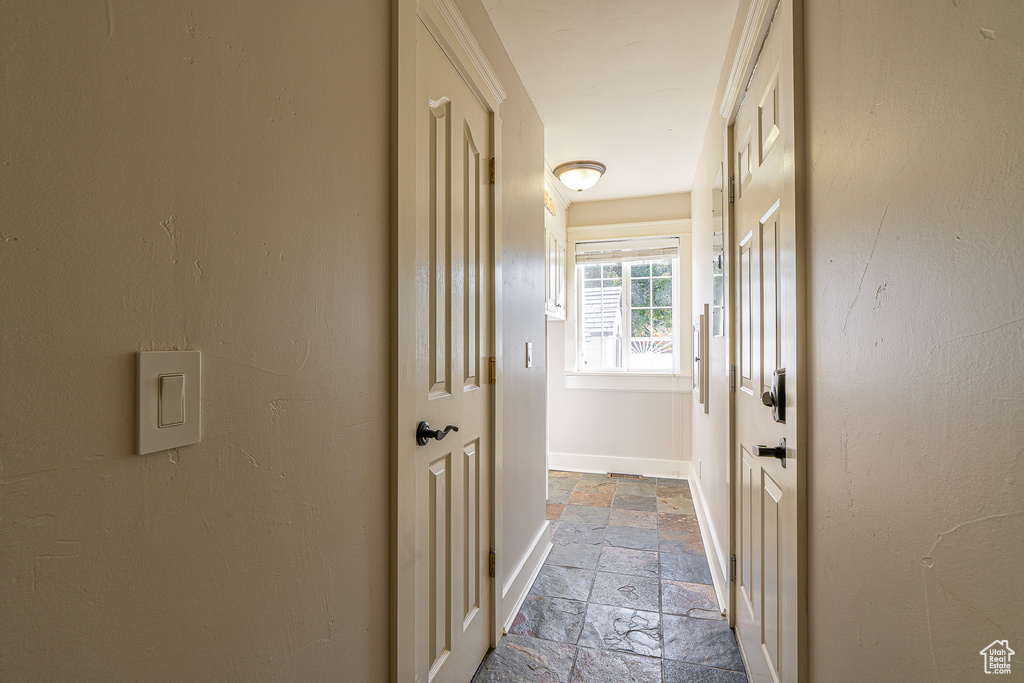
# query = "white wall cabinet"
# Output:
<box><xmin>545</xmin><ymin>227</ymin><xmax>566</xmax><ymax>319</ymax></box>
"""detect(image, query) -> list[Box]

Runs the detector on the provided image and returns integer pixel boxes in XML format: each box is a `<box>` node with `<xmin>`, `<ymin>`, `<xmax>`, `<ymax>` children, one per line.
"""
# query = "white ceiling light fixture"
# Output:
<box><xmin>554</xmin><ymin>160</ymin><xmax>606</xmax><ymax>192</ymax></box>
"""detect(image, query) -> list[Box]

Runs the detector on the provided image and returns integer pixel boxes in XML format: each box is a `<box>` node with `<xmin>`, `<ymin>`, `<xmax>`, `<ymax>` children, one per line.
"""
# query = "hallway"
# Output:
<box><xmin>473</xmin><ymin>471</ymin><xmax>747</xmax><ymax>682</ymax></box>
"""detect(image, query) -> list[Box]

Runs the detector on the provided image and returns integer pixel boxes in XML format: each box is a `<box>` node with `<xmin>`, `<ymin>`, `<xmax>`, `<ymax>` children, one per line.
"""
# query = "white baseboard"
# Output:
<box><xmin>688</xmin><ymin>474</ymin><xmax>729</xmax><ymax>617</ymax></box>
<box><xmin>501</xmin><ymin>521</ymin><xmax>552</xmax><ymax>632</ymax></box>
<box><xmin>548</xmin><ymin>452</ymin><xmax>690</xmax><ymax>480</ymax></box>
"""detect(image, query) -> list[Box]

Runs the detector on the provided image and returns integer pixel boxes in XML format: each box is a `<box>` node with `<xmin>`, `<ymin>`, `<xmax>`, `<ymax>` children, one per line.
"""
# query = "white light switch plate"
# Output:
<box><xmin>138</xmin><ymin>351</ymin><xmax>201</xmax><ymax>455</ymax></box>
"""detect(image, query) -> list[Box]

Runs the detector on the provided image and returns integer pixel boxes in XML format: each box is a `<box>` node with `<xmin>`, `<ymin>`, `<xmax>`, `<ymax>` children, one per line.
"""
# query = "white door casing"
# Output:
<box><xmin>727</xmin><ymin>0</ymin><xmax>805</xmax><ymax>680</ymax></box>
<box><xmin>393</xmin><ymin>0</ymin><xmax>506</xmax><ymax>681</ymax></box>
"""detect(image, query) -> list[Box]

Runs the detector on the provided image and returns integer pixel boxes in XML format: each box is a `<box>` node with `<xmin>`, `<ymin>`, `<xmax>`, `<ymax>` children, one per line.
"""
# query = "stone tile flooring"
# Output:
<box><xmin>472</xmin><ymin>471</ymin><xmax>748</xmax><ymax>683</ymax></box>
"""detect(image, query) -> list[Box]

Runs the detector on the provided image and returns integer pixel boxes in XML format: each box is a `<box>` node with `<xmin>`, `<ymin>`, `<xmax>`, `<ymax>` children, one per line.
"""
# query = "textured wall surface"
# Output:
<box><xmin>547</xmin><ymin>320</ymin><xmax>694</xmax><ymax>469</ymax></box>
<box><xmin>568</xmin><ymin>193</ymin><xmax>691</xmax><ymax>227</ymax></box>
<box><xmin>2</xmin><ymin>0</ymin><xmax>549</xmax><ymax>679</ymax></box>
<box><xmin>691</xmin><ymin>0</ymin><xmax>1023</xmax><ymax>678</ymax></box>
<box><xmin>688</xmin><ymin>117</ymin><xmax>734</xmax><ymax>592</ymax></box>
<box><xmin>687</xmin><ymin>0</ymin><xmax>751</xmax><ymax>587</ymax></box>
<box><xmin>0</xmin><ymin>1</ymin><xmax>390</xmax><ymax>680</ymax></box>
<box><xmin>453</xmin><ymin>0</ymin><xmax>548</xmax><ymax>585</ymax></box>
<box><xmin>804</xmin><ymin>1</ymin><xmax>1024</xmax><ymax>678</ymax></box>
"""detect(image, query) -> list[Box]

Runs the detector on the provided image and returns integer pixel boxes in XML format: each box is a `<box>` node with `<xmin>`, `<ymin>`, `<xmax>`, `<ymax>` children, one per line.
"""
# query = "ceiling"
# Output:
<box><xmin>482</xmin><ymin>0</ymin><xmax>740</xmax><ymax>203</ymax></box>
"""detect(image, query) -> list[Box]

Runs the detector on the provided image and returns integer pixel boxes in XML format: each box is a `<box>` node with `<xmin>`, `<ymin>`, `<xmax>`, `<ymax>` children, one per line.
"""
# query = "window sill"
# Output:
<box><xmin>565</xmin><ymin>372</ymin><xmax>693</xmax><ymax>393</ymax></box>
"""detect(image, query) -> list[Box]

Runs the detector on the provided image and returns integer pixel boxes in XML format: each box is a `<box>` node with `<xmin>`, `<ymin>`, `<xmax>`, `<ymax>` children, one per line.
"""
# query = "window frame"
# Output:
<box><xmin>575</xmin><ymin>254</ymin><xmax>681</xmax><ymax>374</ymax></box>
<box><xmin>564</xmin><ymin>220</ymin><xmax>693</xmax><ymax>391</ymax></box>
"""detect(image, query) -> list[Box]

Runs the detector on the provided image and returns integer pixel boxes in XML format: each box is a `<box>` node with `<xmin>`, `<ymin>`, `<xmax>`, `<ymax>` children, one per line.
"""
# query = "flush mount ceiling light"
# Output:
<box><xmin>553</xmin><ymin>161</ymin><xmax>606</xmax><ymax>192</ymax></box>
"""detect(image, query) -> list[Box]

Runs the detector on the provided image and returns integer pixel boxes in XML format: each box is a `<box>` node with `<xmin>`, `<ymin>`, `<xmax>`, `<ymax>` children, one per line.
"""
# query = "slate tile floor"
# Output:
<box><xmin>472</xmin><ymin>471</ymin><xmax>748</xmax><ymax>683</ymax></box>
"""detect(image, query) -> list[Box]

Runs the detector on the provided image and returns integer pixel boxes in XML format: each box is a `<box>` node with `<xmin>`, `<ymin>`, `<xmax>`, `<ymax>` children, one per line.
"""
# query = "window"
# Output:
<box><xmin>576</xmin><ymin>238</ymin><xmax>680</xmax><ymax>373</ymax></box>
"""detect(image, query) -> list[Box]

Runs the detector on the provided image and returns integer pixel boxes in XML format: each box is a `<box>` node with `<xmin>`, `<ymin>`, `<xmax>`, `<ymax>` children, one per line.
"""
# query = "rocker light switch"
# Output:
<box><xmin>158</xmin><ymin>374</ymin><xmax>185</xmax><ymax>427</ymax></box>
<box><xmin>138</xmin><ymin>351</ymin><xmax>201</xmax><ymax>455</ymax></box>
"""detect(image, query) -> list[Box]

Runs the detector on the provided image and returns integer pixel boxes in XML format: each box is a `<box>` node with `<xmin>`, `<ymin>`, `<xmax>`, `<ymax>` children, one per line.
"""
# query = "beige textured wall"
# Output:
<box><xmin>688</xmin><ymin>0</ymin><xmax>752</xmax><ymax>592</ymax></box>
<box><xmin>0</xmin><ymin>1</ymin><xmax>391</xmax><ymax>680</ymax></box>
<box><xmin>693</xmin><ymin>0</ymin><xmax>1023</xmax><ymax>676</ymax></box>
<box><xmin>453</xmin><ymin>0</ymin><xmax>548</xmax><ymax>584</ymax></box>
<box><xmin>805</xmin><ymin>1</ymin><xmax>1024</xmax><ymax>678</ymax></box>
<box><xmin>2</xmin><ymin>0</ymin><xmax>548</xmax><ymax>678</ymax></box>
<box><xmin>550</xmin><ymin>195</ymin><xmax>693</xmax><ymax>472</ymax></box>
<box><xmin>547</xmin><ymin>321</ymin><xmax>694</xmax><ymax>469</ymax></box>
<box><xmin>544</xmin><ymin>180</ymin><xmax>568</xmax><ymax>478</ymax></box>
<box><xmin>568</xmin><ymin>192</ymin><xmax>691</xmax><ymax>227</ymax></box>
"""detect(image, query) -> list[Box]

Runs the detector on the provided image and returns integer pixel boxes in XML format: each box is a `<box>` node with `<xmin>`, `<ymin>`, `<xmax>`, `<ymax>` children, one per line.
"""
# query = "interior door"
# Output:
<box><xmin>414</xmin><ymin>18</ymin><xmax>493</xmax><ymax>682</ymax></box>
<box><xmin>730</xmin><ymin>0</ymin><xmax>802</xmax><ymax>680</ymax></box>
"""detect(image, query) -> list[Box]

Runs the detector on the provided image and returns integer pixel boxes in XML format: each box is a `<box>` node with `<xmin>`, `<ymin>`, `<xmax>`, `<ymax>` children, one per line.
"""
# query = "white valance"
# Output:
<box><xmin>574</xmin><ymin>237</ymin><xmax>679</xmax><ymax>265</ymax></box>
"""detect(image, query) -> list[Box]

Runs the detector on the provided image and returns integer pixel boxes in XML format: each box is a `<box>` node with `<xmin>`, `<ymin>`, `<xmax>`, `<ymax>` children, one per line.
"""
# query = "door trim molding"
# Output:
<box><xmin>722</xmin><ymin>126</ymin><xmax>738</xmax><ymax>634</ymax></box>
<box><xmin>719</xmin><ymin>0</ymin><xmax>779</xmax><ymax>123</ymax></box>
<box><xmin>723</xmin><ymin>0</ymin><xmax>807</xmax><ymax>678</ymax></box>
<box><xmin>417</xmin><ymin>0</ymin><xmax>506</xmax><ymax>111</ymax></box>
<box><xmin>391</xmin><ymin>0</ymin><xmax>505</xmax><ymax>679</ymax></box>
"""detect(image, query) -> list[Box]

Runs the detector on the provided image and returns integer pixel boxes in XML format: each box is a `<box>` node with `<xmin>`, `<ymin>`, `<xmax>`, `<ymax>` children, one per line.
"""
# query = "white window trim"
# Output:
<box><xmin>564</xmin><ymin>371</ymin><xmax>693</xmax><ymax>393</ymax></box>
<box><xmin>575</xmin><ymin>254</ymin><xmax>680</xmax><ymax>373</ymax></box>
<box><xmin>565</xmin><ymin>219</ymin><xmax>693</xmax><ymax>388</ymax></box>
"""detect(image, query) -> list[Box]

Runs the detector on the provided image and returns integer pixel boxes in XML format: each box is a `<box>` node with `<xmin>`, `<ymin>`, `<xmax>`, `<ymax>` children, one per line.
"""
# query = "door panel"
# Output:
<box><xmin>429</xmin><ymin>454</ymin><xmax>451</xmax><ymax>672</ymax></box>
<box><xmin>416</xmin><ymin>19</ymin><xmax>493</xmax><ymax>683</ymax></box>
<box><xmin>428</xmin><ymin>97</ymin><xmax>451</xmax><ymax>397</ymax></box>
<box><xmin>759</xmin><ymin>68</ymin><xmax>781</xmax><ymax>163</ymax></box>
<box><xmin>463</xmin><ymin>440</ymin><xmax>480</xmax><ymax>625</ymax></box>
<box><xmin>464</xmin><ymin>127</ymin><xmax>480</xmax><ymax>391</ymax></box>
<box><xmin>739</xmin><ymin>232</ymin><xmax>753</xmax><ymax>390</ymax></box>
<box><xmin>730</xmin><ymin>0</ymin><xmax>802</xmax><ymax>680</ymax></box>
<box><xmin>761</xmin><ymin>203</ymin><xmax>780</xmax><ymax>396</ymax></box>
<box><xmin>762</xmin><ymin>472</ymin><xmax>783</xmax><ymax>672</ymax></box>
<box><xmin>740</xmin><ymin>449</ymin><xmax>757</xmax><ymax>614</ymax></box>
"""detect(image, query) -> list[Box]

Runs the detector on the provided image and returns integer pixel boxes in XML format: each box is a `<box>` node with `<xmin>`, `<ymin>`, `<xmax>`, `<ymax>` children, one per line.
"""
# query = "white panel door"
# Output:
<box><xmin>730</xmin><ymin>0</ymin><xmax>802</xmax><ymax>680</ymax></box>
<box><xmin>414</xmin><ymin>19</ymin><xmax>493</xmax><ymax>683</ymax></box>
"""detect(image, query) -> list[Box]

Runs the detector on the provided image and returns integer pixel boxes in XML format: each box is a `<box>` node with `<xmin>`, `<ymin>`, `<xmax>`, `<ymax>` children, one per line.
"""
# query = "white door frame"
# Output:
<box><xmin>391</xmin><ymin>0</ymin><xmax>507</xmax><ymax>679</ymax></box>
<box><xmin>720</xmin><ymin>0</ymin><xmax>807</xmax><ymax>678</ymax></box>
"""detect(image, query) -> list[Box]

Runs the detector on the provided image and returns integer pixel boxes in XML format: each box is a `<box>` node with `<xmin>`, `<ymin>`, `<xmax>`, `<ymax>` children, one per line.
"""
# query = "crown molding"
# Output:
<box><xmin>418</xmin><ymin>0</ymin><xmax>506</xmax><ymax>111</ymax></box>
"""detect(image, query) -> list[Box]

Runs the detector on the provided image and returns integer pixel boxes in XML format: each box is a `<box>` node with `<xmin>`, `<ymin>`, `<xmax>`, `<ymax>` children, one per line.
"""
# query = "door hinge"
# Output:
<box><xmin>728</xmin><ymin>176</ymin><xmax>735</xmax><ymax>204</ymax></box>
<box><xmin>489</xmin><ymin>549</ymin><xmax>496</xmax><ymax>578</ymax></box>
<box><xmin>730</xmin><ymin>554</ymin><xmax>737</xmax><ymax>583</ymax></box>
<box><xmin>729</xmin><ymin>365</ymin><xmax>737</xmax><ymax>392</ymax></box>
<box><xmin>489</xmin><ymin>357</ymin><xmax>496</xmax><ymax>384</ymax></box>
<box><xmin>489</xmin><ymin>158</ymin><xmax>495</xmax><ymax>184</ymax></box>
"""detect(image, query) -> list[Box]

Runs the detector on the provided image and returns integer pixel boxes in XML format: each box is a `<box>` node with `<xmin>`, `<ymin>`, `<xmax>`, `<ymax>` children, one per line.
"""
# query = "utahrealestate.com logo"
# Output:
<box><xmin>980</xmin><ymin>640</ymin><xmax>1015</xmax><ymax>675</ymax></box>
